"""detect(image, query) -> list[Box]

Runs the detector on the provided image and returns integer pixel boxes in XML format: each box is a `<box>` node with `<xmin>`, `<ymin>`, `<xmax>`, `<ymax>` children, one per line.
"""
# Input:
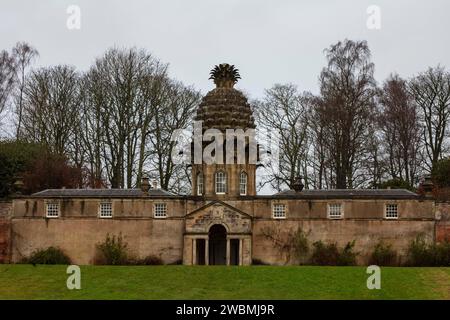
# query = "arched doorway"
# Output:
<box><xmin>209</xmin><ymin>224</ymin><xmax>227</xmax><ymax>265</ymax></box>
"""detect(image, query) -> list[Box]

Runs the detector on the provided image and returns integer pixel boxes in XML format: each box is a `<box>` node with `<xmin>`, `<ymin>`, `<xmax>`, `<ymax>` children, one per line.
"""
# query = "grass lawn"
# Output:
<box><xmin>0</xmin><ymin>265</ymin><xmax>449</xmax><ymax>300</ymax></box>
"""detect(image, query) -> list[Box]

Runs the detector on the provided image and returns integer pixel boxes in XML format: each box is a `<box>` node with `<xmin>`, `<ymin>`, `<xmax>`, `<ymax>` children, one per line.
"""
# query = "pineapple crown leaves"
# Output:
<box><xmin>209</xmin><ymin>63</ymin><xmax>241</xmax><ymax>85</ymax></box>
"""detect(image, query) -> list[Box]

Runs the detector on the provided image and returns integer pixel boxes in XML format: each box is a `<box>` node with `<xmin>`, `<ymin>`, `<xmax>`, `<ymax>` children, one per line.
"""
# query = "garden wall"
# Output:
<box><xmin>11</xmin><ymin>218</ymin><xmax>184</xmax><ymax>265</ymax></box>
<box><xmin>436</xmin><ymin>202</ymin><xmax>450</xmax><ymax>242</ymax></box>
<box><xmin>252</xmin><ymin>219</ymin><xmax>436</xmax><ymax>265</ymax></box>
<box><xmin>0</xmin><ymin>201</ymin><xmax>12</xmax><ymax>263</ymax></box>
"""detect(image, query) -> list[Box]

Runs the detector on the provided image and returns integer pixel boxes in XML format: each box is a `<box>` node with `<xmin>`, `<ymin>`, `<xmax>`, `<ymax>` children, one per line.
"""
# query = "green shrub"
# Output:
<box><xmin>22</xmin><ymin>247</ymin><xmax>71</xmax><ymax>265</ymax></box>
<box><xmin>137</xmin><ymin>255</ymin><xmax>163</xmax><ymax>265</ymax></box>
<box><xmin>434</xmin><ymin>242</ymin><xmax>450</xmax><ymax>266</ymax></box>
<box><xmin>127</xmin><ymin>255</ymin><xmax>163</xmax><ymax>265</ymax></box>
<box><xmin>168</xmin><ymin>259</ymin><xmax>182</xmax><ymax>265</ymax></box>
<box><xmin>310</xmin><ymin>241</ymin><xmax>357</xmax><ymax>266</ymax></box>
<box><xmin>337</xmin><ymin>241</ymin><xmax>357</xmax><ymax>266</ymax></box>
<box><xmin>407</xmin><ymin>236</ymin><xmax>450</xmax><ymax>266</ymax></box>
<box><xmin>407</xmin><ymin>235</ymin><xmax>434</xmax><ymax>266</ymax></box>
<box><xmin>432</xmin><ymin>158</ymin><xmax>450</xmax><ymax>188</ymax></box>
<box><xmin>369</xmin><ymin>242</ymin><xmax>398</xmax><ymax>266</ymax></box>
<box><xmin>379</xmin><ymin>178</ymin><xmax>415</xmax><ymax>191</ymax></box>
<box><xmin>292</xmin><ymin>228</ymin><xmax>309</xmax><ymax>259</ymax></box>
<box><xmin>311</xmin><ymin>241</ymin><xmax>339</xmax><ymax>265</ymax></box>
<box><xmin>96</xmin><ymin>233</ymin><xmax>129</xmax><ymax>265</ymax></box>
<box><xmin>252</xmin><ymin>259</ymin><xmax>269</xmax><ymax>265</ymax></box>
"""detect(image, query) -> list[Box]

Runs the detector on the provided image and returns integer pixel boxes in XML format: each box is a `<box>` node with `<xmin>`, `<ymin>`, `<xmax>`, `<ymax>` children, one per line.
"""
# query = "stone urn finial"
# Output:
<box><xmin>420</xmin><ymin>174</ymin><xmax>434</xmax><ymax>198</ymax></box>
<box><xmin>13</xmin><ymin>176</ymin><xmax>24</xmax><ymax>195</ymax></box>
<box><xmin>292</xmin><ymin>176</ymin><xmax>304</xmax><ymax>192</ymax></box>
<box><xmin>141</xmin><ymin>176</ymin><xmax>150</xmax><ymax>194</ymax></box>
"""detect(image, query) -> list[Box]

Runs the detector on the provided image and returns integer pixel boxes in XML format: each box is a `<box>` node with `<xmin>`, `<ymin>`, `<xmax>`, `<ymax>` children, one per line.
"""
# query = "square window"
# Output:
<box><xmin>99</xmin><ymin>202</ymin><xmax>113</xmax><ymax>218</ymax></box>
<box><xmin>46</xmin><ymin>203</ymin><xmax>59</xmax><ymax>218</ymax></box>
<box><xmin>385</xmin><ymin>204</ymin><xmax>398</xmax><ymax>219</ymax></box>
<box><xmin>328</xmin><ymin>203</ymin><xmax>343</xmax><ymax>219</ymax></box>
<box><xmin>154</xmin><ymin>203</ymin><xmax>167</xmax><ymax>218</ymax></box>
<box><xmin>273</xmin><ymin>204</ymin><xmax>286</xmax><ymax>219</ymax></box>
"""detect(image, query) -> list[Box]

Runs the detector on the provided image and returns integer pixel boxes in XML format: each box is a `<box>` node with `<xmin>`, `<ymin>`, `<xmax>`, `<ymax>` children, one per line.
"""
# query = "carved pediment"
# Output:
<box><xmin>186</xmin><ymin>201</ymin><xmax>252</xmax><ymax>234</ymax></box>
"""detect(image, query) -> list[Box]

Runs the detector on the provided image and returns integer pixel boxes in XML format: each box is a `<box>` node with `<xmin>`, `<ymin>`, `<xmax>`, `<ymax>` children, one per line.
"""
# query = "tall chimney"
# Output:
<box><xmin>141</xmin><ymin>176</ymin><xmax>150</xmax><ymax>194</ymax></box>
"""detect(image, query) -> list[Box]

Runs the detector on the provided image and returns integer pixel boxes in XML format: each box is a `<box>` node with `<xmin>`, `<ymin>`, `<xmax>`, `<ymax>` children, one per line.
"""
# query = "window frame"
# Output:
<box><xmin>45</xmin><ymin>201</ymin><xmax>60</xmax><ymax>218</ymax></box>
<box><xmin>327</xmin><ymin>203</ymin><xmax>343</xmax><ymax>219</ymax></box>
<box><xmin>215</xmin><ymin>171</ymin><xmax>227</xmax><ymax>194</ymax></box>
<box><xmin>154</xmin><ymin>203</ymin><xmax>167</xmax><ymax>219</ymax></box>
<box><xmin>98</xmin><ymin>201</ymin><xmax>113</xmax><ymax>219</ymax></box>
<box><xmin>239</xmin><ymin>171</ymin><xmax>248</xmax><ymax>196</ymax></box>
<box><xmin>272</xmin><ymin>203</ymin><xmax>286</xmax><ymax>219</ymax></box>
<box><xmin>197</xmin><ymin>172</ymin><xmax>204</xmax><ymax>196</ymax></box>
<box><xmin>385</xmin><ymin>203</ymin><xmax>398</xmax><ymax>219</ymax></box>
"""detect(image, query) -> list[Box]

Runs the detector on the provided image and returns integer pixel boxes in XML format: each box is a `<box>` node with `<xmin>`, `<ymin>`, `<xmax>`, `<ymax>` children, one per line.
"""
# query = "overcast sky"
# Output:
<box><xmin>1</xmin><ymin>0</ymin><xmax>450</xmax><ymax>98</ymax></box>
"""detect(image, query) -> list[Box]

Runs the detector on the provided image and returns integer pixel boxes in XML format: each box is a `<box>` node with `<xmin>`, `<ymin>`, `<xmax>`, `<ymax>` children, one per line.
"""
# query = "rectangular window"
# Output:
<box><xmin>99</xmin><ymin>202</ymin><xmax>113</xmax><ymax>218</ymax></box>
<box><xmin>239</xmin><ymin>173</ymin><xmax>247</xmax><ymax>196</ymax></box>
<box><xmin>215</xmin><ymin>172</ymin><xmax>226</xmax><ymax>194</ymax></box>
<box><xmin>273</xmin><ymin>204</ymin><xmax>286</xmax><ymax>219</ymax></box>
<box><xmin>328</xmin><ymin>203</ymin><xmax>343</xmax><ymax>219</ymax></box>
<box><xmin>154</xmin><ymin>203</ymin><xmax>167</xmax><ymax>218</ymax></box>
<box><xmin>46</xmin><ymin>202</ymin><xmax>59</xmax><ymax>218</ymax></box>
<box><xmin>385</xmin><ymin>204</ymin><xmax>398</xmax><ymax>219</ymax></box>
<box><xmin>197</xmin><ymin>174</ymin><xmax>203</xmax><ymax>196</ymax></box>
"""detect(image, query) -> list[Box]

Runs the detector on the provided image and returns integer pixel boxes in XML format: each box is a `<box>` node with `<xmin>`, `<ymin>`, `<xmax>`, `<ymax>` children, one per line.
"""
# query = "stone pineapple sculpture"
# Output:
<box><xmin>195</xmin><ymin>63</ymin><xmax>255</xmax><ymax>131</ymax></box>
<box><xmin>209</xmin><ymin>63</ymin><xmax>241</xmax><ymax>88</ymax></box>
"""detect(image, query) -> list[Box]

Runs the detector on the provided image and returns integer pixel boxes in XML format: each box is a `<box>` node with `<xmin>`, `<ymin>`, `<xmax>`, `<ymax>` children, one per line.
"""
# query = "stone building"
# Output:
<box><xmin>4</xmin><ymin>64</ymin><xmax>446</xmax><ymax>265</ymax></box>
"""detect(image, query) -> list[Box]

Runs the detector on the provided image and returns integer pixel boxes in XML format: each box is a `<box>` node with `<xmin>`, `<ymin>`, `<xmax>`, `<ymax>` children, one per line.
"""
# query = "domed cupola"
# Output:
<box><xmin>195</xmin><ymin>64</ymin><xmax>255</xmax><ymax>131</ymax></box>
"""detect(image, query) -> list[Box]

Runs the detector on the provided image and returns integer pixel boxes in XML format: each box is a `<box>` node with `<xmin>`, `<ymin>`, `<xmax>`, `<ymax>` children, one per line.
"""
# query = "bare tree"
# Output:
<box><xmin>78</xmin><ymin>70</ymin><xmax>108</xmax><ymax>187</ymax></box>
<box><xmin>364</xmin><ymin>123</ymin><xmax>385</xmax><ymax>188</ymax></box>
<box><xmin>134</xmin><ymin>68</ymin><xmax>168</xmax><ymax>187</ymax></box>
<box><xmin>0</xmin><ymin>50</ymin><xmax>16</xmax><ymax>128</ymax></box>
<box><xmin>314</xmin><ymin>39</ymin><xmax>378</xmax><ymax>189</ymax></box>
<box><xmin>20</xmin><ymin>65</ymin><xmax>80</xmax><ymax>155</ymax></box>
<box><xmin>146</xmin><ymin>80</ymin><xmax>201</xmax><ymax>193</ymax></box>
<box><xmin>79</xmin><ymin>47</ymin><xmax>200</xmax><ymax>190</ymax></box>
<box><xmin>80</xmin><ymin>48</ymin><xmax>168</xmax><ymax>188</ymax></box>
<box><xmin>306</xmin><ymin>93</ymin><xmax>333</xmax><ymax>189</ymax></box>
<box><xmin>256</xmin><ymin>84</ymin><xmax>310</xmax><ymax>191</ymax></box>
<box><xmin>409</xmin><ymin>66</ymin><xmax>450</xmax><ymax>171</ymax></box>
<box><xmin>379</xmin><ymin>74</ymin><xmax>423</xmax><ymax>185</ymax></box>
<box><xmin>12</xmin><ymin>42</ymin><xmax>39</xmax><ymax>139</ymax></box>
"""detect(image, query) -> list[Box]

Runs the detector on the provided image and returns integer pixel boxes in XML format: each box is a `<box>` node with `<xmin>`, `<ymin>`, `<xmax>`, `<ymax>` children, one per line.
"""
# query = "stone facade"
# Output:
<box><xmin>10</xmin><ymin>196</ymin><xmax>185</xmax><ymax>264</ymax></box>
<box><xmin>184</xmin><ymin>201</ymin><xmax>252</xmax><ymax>265</ymax></box>
<box><xmin>2</xmin><ymin>65</ymin><xmax>445</xmax><ymax>266</ymax></box>
<box><xmin>7</xmin><ymin>193</ymin><xmax>437</xmax><ymax>265</ymax></box>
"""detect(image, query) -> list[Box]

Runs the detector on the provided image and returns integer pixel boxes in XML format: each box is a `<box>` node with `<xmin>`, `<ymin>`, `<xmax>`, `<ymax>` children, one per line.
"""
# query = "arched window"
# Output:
<box><xmin>197</xmin><ymin>173</ymin><xmax>203</xmax><ymax>196</ymax></box>
<box><xmin>215</xmin><ymin>171</ymin><xmax>227</xmax><ymax>194</ymax></box>
<box><xmin>239</xmin><ymin>172</ymin><xmax>248</xmax><ymax>195</ymax></box>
